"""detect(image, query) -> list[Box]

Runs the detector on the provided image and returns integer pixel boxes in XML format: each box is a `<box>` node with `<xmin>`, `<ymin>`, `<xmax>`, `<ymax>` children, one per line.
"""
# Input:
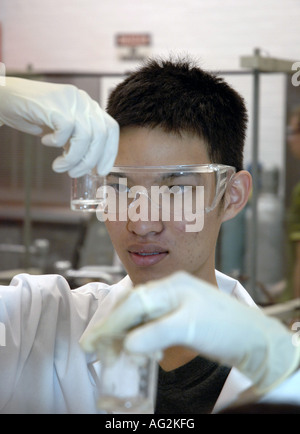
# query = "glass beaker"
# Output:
<box><xmin>96</xmin><ymin>334</ymin><xmax>158</xmax><ymax>413</ymax></box>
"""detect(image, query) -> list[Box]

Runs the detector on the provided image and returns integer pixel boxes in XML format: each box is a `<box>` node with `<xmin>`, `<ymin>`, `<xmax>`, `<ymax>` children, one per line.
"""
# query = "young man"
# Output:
<box><xmin>0</xmin><ymin>58</ymin><xmax>299</xmax><ymax>414</ymax></box>
<box><xmin>95</xmin><ymin>59</ymin><xmax>252</xmax><ymax>413</ymax></box>
<box><xmin>103</xmin><ymin>58</ymin><xmax>251</xmax><ymax>291</ymax></box>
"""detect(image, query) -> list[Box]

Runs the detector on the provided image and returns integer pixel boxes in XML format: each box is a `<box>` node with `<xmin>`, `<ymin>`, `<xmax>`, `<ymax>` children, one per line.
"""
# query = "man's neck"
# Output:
<box><xmin>159</xmin><ymin>346</ymin><xmax>199</xmax><ymax>372</ymax></box>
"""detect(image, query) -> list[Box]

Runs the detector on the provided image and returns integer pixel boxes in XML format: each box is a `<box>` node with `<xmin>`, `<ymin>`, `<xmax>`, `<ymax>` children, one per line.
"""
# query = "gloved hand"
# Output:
<box><xmin>0</xmin><ymin>77</ymin><xmax>119</xmax><ymax>176</ymax></box>
<box><xmin>81</xmin><ymin>271</ymin><xmax>300</xmax><ymax>395</ymax></box>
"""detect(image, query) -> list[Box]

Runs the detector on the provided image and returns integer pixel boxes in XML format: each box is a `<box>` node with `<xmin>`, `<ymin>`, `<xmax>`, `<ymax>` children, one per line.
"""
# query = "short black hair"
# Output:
<box><xmin>107</xmin><ymin>56</ymin><xmax>248</xmax><ymax>172</ymax></box>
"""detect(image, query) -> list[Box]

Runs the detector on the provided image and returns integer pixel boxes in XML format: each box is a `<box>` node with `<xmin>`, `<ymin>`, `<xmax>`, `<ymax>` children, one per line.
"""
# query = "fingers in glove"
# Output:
<box><xmin>41</xmin><ymin>112</ymin><xmax>75</xmax><ymax>148</ymax></box>
<box><xmin>52</xmin><ymin>108</ymin><xmax>119</xmax><ymax>177</ymax></box>
<box><xmin>124</xmin><ymin>310</ymin><xmax>185</xmax><ymax>354</ymax></box>
<box><xmin>66</xmin><ymin>129</ymin><xmax>103</xmax><ymax>178</ymax></box>
<box><xmin>67</xmin><ymin>110</ymin><xmax>117</xmax><ymax>178</ymax></box>
<box><xmin>82</xmin><ymin>286</ymin><xmax>178</xmax><ymax>351</ymax></box>
<box><xmin>51</xmin><ymin>121</ymin><xmax>91</xmax><ymax>173</ymax></box>
<box><xmin>96</xmin><ymin>111</ymin><xmax>119</xmax><ymax>176</ymax></box>
<box><xmin>81</xmin><ymin>291</ymin><xmax>147</xmax><ymax>352</ymax></box>
<box><xmin>81</xmin><ymin>280</ymin><xmax>180</xmax><ymax>352</ymax></box>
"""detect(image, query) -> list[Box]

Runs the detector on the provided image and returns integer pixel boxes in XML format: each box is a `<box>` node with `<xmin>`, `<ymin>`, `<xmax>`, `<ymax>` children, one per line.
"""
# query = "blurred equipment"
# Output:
<box><xmin>0</xmin><ymin>238</ymin><xmax>50</xmax><ymax>284</ymax></box>
<box><xmin>244</xmin><ymin>167</ymin><xmax>285</xmax><ymax>304</ymax></box>
<box><xmin>263</xmin><ymin>298</ymin><xmax>300</xmax><ymax>328</ymax></box>
<box><xmin>54</xmin><ymin>215</ymin><xmax>126</xmax><ymax>287</ymax></box>
<box><xmin>240</xmin><ymin>49</ymin><xmax>299</xmax><ymax>297</ymax></box>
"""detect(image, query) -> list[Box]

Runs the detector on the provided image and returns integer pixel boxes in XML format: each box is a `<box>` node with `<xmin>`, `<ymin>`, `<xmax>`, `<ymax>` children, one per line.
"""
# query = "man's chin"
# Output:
<box><xmin>128</xmin><ymin>268</ymin><xmax>174</xmax><ymax>287</ymax></box>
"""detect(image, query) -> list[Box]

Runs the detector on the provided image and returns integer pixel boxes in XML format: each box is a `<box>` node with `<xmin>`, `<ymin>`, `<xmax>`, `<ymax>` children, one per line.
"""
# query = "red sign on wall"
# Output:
<box><xmin>115</xmin><ymin>33</ymin><xmax>152</xmax><ymax>61</ymax></box>
<box><xmin>115</xmin><ymin>33</ymin><xmax>151</xmax><ymax>47</ymax></box>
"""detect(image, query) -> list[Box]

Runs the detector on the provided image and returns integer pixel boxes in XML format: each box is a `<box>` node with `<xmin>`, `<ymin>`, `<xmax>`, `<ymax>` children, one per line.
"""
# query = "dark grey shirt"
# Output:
<box><xmin>155</xmin><ymin>356</ymin><xmax>231</xmax><ymax>414</ymax></box>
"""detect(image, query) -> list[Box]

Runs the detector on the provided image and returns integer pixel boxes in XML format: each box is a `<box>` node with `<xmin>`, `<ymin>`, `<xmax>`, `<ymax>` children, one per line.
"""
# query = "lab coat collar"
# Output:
<box><xmin>212</xmin><ymin>368</ymin><xmax>253</xmax><ymax>413</ymax></box>
<box><xmin>215</xmin><ymin>269</ymin><xmax>256</xmax><ymax>306</ymax></box>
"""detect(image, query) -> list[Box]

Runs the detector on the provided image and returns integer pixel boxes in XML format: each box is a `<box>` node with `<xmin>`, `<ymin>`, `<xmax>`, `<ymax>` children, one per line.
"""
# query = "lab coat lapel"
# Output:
<box><xmin>212</xmin><ymin>270</ymin><xmax>257</xmax><ymax>413</ymax></box>
<box><xmin>212</xmin><ymin>367</ymin><xmax>253</xmax><ymax>413</ymax></box>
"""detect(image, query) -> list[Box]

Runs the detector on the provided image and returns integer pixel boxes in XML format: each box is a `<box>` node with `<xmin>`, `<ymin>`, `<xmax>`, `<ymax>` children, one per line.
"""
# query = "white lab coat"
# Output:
<box><xmin>0</xmin><ymin>270</ymin><xmax>299</xmax><ymax>414</ymax></box>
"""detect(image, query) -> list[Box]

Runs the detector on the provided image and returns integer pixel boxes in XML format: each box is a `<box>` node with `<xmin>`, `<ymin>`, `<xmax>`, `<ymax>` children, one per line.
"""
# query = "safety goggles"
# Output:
<box><xmin>93</xmin><ymin>164</ymin><xmax>236</xmax><ymax>220</ymax></box>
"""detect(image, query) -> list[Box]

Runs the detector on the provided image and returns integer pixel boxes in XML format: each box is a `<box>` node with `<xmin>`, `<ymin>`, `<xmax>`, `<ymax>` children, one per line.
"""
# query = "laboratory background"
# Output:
<box><xmin>0</xmin><ymin>0</ymin><xmax>299</xmax><ymax>323</ymax></box>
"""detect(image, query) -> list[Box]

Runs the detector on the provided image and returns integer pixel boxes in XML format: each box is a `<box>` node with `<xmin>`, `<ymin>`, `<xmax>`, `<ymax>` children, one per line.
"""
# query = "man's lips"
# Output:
<box><xmin>128</xmin><ymin>245</ymin><xmax>169</xmax><ymax>266</ymax></box>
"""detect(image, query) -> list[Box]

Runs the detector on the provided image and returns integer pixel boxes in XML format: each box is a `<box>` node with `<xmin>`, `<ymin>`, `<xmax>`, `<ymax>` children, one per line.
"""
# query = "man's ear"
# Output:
<box><xmin>222</xmin><ymin>170</ymin><xmax>252</xmax><ymax>223</ymax></box>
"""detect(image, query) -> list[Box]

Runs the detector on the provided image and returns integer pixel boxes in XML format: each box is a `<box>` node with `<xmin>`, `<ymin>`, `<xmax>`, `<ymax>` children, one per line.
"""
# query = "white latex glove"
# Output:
<box><xmin>81</xmin><ymin>271</ymin><xmax>300</xmax><ymax>395</ymax></box>
<box><xmin>0</xmin><ymin>77</ymin><xmax>119</xmax><ymax>176</ymax></box>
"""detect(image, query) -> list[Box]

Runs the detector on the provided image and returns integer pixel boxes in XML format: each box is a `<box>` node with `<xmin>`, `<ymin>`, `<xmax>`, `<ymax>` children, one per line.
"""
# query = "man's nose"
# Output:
<box><xmin>127</xmin><ymin>218</ymin><xmax>164</xmax><ymax>236</ymax></box>
<box><xmin>127</xmin><ymin>191</ymin><xmax>164</xmax><ymax>236</ymax></box>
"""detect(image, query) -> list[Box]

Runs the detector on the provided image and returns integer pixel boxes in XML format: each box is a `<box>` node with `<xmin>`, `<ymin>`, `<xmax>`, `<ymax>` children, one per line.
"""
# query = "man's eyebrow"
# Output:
<box><xmin>159</xmin><ymin>172</ymin><xmax>196</xmax><ymax>180</ymax></box>
<box><xmin>107</xmin><ymin>172</ymin><xmax>127</xmax><ymax>178</ymax></box>
<box><xmin>106</xmin><ymin>171</ymin><xmax>197</xmax><ymax>183</ymax></box>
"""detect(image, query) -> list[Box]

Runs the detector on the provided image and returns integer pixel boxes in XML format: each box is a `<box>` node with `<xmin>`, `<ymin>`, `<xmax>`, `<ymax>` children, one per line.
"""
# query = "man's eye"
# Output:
<box><xmin>109</xmin><ymin>183</ymin><xmax>129</xmax><ymax>193</ymax></box>
<box><xmin>167</xmin><ymin>185</ymin><xmax>186</xmax><ymax>194</ymax></box>
<box><xmin>167</xmin><ymin>185</ymin><xmax>198</xmax><ymax>195</ymax></box>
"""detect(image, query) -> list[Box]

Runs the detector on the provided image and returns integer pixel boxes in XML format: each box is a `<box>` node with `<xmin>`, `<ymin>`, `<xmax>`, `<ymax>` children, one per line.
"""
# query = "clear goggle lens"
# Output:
<box><xmin>94</xmin><ymin>164</ymin><xmax>236</xmax><ymax>219</ymax></box>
